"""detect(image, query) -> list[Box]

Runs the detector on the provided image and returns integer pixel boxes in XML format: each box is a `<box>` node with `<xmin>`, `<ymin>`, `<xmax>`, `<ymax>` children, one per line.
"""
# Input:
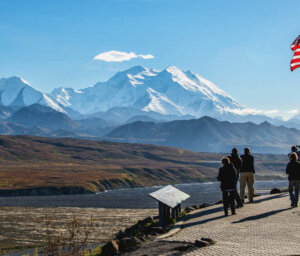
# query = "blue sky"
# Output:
<box><xmin>0</xmin><ymin>0</ymin><xmax>299</xmax><ymax>117</ymax></box>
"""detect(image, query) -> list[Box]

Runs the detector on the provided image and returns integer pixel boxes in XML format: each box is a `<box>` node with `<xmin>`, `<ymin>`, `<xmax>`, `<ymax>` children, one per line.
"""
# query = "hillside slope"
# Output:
<box><xmin>0</xmin><ymin>135</ymin><xmax>286</xmax><ymax>196</ymax></box>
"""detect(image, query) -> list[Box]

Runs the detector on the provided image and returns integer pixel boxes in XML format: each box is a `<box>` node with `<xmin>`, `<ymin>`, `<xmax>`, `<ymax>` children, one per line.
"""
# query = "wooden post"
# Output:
<box><xmin>172</xmin><ymin>207</ymin><xmax>176</xmax><ymax>219</ymax></box>
<box><xmin>159</xmin><ymin>202</ymin><xmax>164</xmax><ymax>226</ymax></box>
<box><xmin>163</xmin><ymin>204</ymin><xmax>169</xmax><ymax>225</ymax></box>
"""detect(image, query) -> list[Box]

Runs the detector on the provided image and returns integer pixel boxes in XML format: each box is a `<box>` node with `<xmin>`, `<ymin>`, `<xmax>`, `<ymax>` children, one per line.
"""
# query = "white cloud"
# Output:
<box><xmin>286</xmin><ymin>109</ymin><xmax>298</xmax><ymax>115</ymax></box>
<box><xmin>222</xmin><ymin>107</ymin><xmax>279</xmax><ymax>117</ymax></box>
<box><xmin>93</xmin><ymin>50</ymin><xmax>155</xmax><ymax>62</ymax></box>
<box><xmin>223</xmin><ymin>107</ymin><xmax>300</xmax><ymax>121</ymax></box>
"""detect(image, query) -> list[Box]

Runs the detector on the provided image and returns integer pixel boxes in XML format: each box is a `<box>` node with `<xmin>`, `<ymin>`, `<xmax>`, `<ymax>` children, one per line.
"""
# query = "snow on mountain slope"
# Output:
<box><xmin>0</xmin><ymin>66</ymin><xmax>248</xmax><ymax>119</ymax></box>
<box><xmin>0</xmin><ymin>77</ymin><xmax>64</xmax><ymax>112</ymax></box>
<box><xmin>50</xmin><ymin>65</ymin><xmax>246</xmax><ymax>117</ymax></box>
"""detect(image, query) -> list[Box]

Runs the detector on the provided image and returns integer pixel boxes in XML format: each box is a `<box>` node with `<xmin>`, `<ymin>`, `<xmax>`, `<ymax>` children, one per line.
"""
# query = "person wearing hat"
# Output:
<box><xmin>217</xmin><ymin>157</ymin><xmax>238</xmax><ymax>216</ymax></box>
<box><xmin>240</xmin><ymin>147</ymin><xmax>255</xmax><ymax>203</ymax></box>
<box><xmin>228</xmin><ymin>148</ymin><xmax>243</xmax><ymax>208</ymax></box>
<box><xmin>286</xmin><ymin>152</ymin><xmax>300</xmax><ymax>207</ymax></box>
<box><xmin>288</xmin><ymin>145</ymin><xmax>300</xmax><ymax>159</ymax></box>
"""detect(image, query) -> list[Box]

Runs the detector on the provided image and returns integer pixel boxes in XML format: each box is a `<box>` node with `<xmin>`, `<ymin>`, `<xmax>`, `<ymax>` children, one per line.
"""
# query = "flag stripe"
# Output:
<box><xmin>292</xmin><ymin>45</ymin><xmax>300</xmax><ymax>51</ymax></box>
<box><xmin>291</xmin><ymin>64</ymin><xmax>300</xmax><ymax>71</ymax></box>
<box><xmin>293</xmin><ymin>55</ymin><xmax>300</xmax><ymax>59</ymax></box>
<box><xmin>291</xmin><ymin>35</ymin><xmax>300</xmax><ymax>51</ymax></box>
<box><xmin>291</xmin><ymin>62</ymin><xmax>300</xmax><ymax>67</ymax></box>
<box><xmin>292</xmin><ymin>55</ymin><xmax>300</xmax><ymax>60</ymax></box>
<box><xmin>291</xmin><ymin>35</ymin><xmax>300</xmax><ymax>71</ymax></box>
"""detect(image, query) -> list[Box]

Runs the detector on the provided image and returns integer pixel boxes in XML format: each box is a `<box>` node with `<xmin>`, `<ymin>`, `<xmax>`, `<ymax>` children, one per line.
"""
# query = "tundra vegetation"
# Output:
<box><xmin>0</xmin><ymin>136</ymin><xmax>286</xmax><ymax>196</ymax></box>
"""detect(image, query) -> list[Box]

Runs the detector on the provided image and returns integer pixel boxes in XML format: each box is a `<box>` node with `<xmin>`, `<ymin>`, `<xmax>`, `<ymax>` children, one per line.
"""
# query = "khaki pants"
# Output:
<box><xmin>240</xmin><ymin>172</ymin><xmax>254</xmax><ymax>201</ymax></box>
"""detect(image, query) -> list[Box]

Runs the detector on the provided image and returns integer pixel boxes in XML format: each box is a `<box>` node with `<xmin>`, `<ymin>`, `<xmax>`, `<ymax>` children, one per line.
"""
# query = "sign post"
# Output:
<box><xmin>149</xmin><ymin>185</ymin><xmax>190</xmax><ymax>226</ymax></box>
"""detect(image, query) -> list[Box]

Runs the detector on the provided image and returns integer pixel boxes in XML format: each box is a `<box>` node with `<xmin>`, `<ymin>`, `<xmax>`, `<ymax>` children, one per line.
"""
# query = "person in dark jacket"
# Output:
<box><xmin>240</xmin><ymin>147</ymin><xmax>255</xmax><ymax>203</ymax></box>
<box><xmin>288</xmin><ymin>145</ymin><xmax>300</xmax><ymax>159</ymax></box>
<box><xmin>286</xmin><ymin>152</ymin><xmax>300</xmax><ymax>207</ymax></box>
<box><xmin>217</xmin><ymin>157</ymin><xmax>238</xmax><ymax>216</ymax></box>
<box><xmin>228</xmin><ymin>148</ymin><xmax>243</xmax><ymax>208</ymax></box>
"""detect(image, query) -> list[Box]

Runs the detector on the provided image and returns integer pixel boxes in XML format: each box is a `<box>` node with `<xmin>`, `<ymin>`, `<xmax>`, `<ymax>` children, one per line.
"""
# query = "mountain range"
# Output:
<box><xmin>0</xmin><ymin>66</ymin><xmax>300</xmax><ymax>153</ymax></box>
<box><xmin>106</xmin><ymin>116</ymin><xmax>300</xmax><ymax>153</ymax></box>
<box><xmin>0</xmin><ymin>66</ymin><xmax>271</xmax><ymax>120</ymax></box>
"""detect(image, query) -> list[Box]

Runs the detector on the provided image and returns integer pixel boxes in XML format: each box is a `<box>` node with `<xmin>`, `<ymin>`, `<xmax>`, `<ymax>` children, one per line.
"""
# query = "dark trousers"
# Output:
<box><xmin>222</xmin><ymin>190</ymin><xmax>235</xmax><ymax>214</ymax></box>
<box><xmin>235</xmin><ymin>189</ymin><xmax>243</xmax><ymax>206</ymax></box>
<box><xmin>289</xmin><ymin>180</ymin><xmax>300</xmax><ymax>204</ymax></box>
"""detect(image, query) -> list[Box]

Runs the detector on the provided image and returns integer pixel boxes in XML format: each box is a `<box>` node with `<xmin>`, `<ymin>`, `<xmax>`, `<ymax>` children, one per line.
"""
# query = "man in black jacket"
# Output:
<box><xmin>286</xmin><ymin>152</ymin><xmax>300</xmax><ymax>207</ymax></box>
<box><xmin>240</xmin><ymin>147</ymin><xmax>255</xmax><ymax>203</ymax></box>
<box><xmin>228</xmin><ymin>148</ymin><xmax>243</xmax><ymax>207</ymax></box>
<box><xmin>217</xmin><ymin>157</ymin><xmax>238</xmax><ymax>216</ymax></box>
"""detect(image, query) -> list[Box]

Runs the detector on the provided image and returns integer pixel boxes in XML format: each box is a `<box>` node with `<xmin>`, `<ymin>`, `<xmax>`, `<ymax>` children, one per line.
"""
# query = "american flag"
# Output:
<box><xmin>291</xmin><ymin>35</ymin><xmax>300</xmax><ymax>71</ymax></box>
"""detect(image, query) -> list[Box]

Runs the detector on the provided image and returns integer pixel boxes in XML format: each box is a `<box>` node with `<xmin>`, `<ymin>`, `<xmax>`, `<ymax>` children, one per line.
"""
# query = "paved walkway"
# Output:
<box><xmin>161</xmin><ymin>194</ymin><xmax>300</xmax><ymax>255</ymax></box>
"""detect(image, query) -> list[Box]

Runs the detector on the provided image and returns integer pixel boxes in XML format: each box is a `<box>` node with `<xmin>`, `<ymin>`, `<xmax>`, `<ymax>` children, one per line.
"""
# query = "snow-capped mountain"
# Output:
<box><xmin>0</xmin><ymin>76</ymin><xmax>64</xmax><ymax>112</ymax></box>
<box><xmin>50</xmin><ymin>65</ymin><xmax>246</xmax><ymax>117</ymax></box>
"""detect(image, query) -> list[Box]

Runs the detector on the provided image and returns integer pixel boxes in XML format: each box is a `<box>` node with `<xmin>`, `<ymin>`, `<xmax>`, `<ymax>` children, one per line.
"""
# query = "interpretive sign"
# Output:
<box><xmin>149</xmin><ymin>185</ymin><xmax>190</xmax><ymax>226</ymax></box>
<box><xmin>149</xmin><ymin>185</ymin><xmax>190</xmax><ymax>208</ymax></box>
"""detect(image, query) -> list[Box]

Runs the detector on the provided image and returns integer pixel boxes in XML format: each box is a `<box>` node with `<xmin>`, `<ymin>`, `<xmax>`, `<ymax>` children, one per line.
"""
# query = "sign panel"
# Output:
<box><xmin>149</xmin><ymin>185</ymin><xmax>190</xmax><ymax>208</ymax></box>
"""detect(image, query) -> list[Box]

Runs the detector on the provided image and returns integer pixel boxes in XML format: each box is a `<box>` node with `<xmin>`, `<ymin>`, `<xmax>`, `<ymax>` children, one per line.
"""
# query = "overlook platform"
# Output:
<box><xmin>160</xmin><ymin>194</ymin><xmax>300</xmax><ymax>256</ymax></box>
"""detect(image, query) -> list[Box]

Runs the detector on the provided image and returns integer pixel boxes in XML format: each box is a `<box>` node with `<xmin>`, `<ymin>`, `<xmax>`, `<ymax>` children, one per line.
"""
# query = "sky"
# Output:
<box><xmin>0</xmin><ymin>0</ymin><xmax>299</xmax><ymax>118</ymax></box>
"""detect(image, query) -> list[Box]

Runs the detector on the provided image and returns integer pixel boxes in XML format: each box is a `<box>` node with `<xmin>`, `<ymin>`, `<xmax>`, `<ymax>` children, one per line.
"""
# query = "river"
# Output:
<box><xmin>0</xmin><ymin>180</ymin><xmax>288</xmax><ymax>209</ymax></box>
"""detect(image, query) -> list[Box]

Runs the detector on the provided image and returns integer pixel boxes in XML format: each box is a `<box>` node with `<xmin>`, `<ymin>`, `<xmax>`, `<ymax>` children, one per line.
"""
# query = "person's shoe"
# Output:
<box><xmin>232</xmin><ymin>211</ymin><xmax>236</xmax><ymax>215</ymax></box>
<box><xmin>291</xmin><ymin>202</ymin><xmax>295</xmax><ymax>207</ymax></box>
<box><xmin>241</xmin><ymin>199</ymin><xmax>245</xmax><ymax>203</ymax></box>
<box><xmin>224</xmin><ymin>211</ymin><xmax>228</xmax><ymax>216</ymax></box>
<box><xmin>295</xmin><ymin>202</ymin><xmax>298</xmax><ymax>207</ymax></box>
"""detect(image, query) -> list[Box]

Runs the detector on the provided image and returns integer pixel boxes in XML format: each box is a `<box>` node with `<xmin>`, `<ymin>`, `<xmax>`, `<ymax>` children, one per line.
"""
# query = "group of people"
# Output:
<box><xmin>217</xmin><ymin>145</ymin><xmax>300</xmax><ymax>216</ymax></box>
<box><xmin>217</xmin><ymin>147</ymin><xmax>255</xmax><ymax>216</ymax></box>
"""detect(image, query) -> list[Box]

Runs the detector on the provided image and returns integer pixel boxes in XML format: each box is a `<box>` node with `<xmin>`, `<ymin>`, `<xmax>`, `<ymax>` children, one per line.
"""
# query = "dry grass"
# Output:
<box><xmin>0</xmin><ymin>207</ymin><xmax>156</xmax><ymax>252</ymax></box>
<box><xmin>0</xmin><ymin>135</ymin><xmax>286</xmax><ymax>193</ymax></box>
<box><xmin>0</xmin><ymin>136</ymin><xmax>220</xmax><ymax>192</ymax></box>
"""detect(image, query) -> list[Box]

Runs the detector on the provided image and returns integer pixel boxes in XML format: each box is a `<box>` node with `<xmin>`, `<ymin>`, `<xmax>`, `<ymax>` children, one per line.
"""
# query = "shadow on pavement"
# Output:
<box><xmin>252</xmin><ymin>194</ymin><xmax>286</xmax><ymax>204</ymax></box>
<box><xmin>232</xmin><ymin>207</ymin><xmax>291</xmax><ymax>224</ymax></box>
<box><xmin>185</xmin><ymin>206</ymin><xmax>224</xmax><ymax>220</ymax></box>
<box><xmin>182</xmin><ymin>206</ymin><xmax>225</xmax><ymax>228</ymax></box>
<box><xmin>183</xmin><ymin>215</ymin><xmax>226</xmax><ymax>228</ymax></box>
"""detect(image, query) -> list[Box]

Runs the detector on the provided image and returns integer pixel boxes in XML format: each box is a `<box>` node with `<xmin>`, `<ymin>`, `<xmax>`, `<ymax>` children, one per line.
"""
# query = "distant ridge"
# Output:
<box><xmin>106</xmin><ymin>116</ymin><xmax>300</xmax><ymax>153</ymax></box>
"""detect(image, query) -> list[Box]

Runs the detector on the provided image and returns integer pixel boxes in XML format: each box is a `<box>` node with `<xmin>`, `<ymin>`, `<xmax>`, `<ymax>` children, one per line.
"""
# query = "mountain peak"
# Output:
<box><xmin>123</xmin><ymin>65</ymin><xmax>148</xmax><ymax>75</ymax></box>
<box><xmin>164</xmin><ymin>65</ymin><xmax>182</xmax><ymax>74</ymax></box>
<box><xmin>1</xmin><ymin>76</ymin><xmax>31</xmax><ymax>86</ymax></box>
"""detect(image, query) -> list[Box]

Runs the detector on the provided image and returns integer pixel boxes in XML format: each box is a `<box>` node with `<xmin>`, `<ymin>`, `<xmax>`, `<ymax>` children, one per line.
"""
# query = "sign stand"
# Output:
<box><xmin>149</xmin><ymin>185</ymin><xmax>190</xmax><ymax>226</ymax></box>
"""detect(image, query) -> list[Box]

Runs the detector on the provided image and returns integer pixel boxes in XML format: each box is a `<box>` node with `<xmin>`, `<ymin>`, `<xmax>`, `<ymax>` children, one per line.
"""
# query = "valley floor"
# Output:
<box><xmin>0</xmin><ymin>207</ymin><xmax>156</xmax><ymax>254</ymax></box>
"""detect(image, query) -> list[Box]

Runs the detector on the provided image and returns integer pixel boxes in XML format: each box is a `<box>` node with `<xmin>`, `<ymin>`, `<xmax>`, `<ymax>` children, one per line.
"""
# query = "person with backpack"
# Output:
<box><xmin>286</xmin><ymin>152</ymin><xmax>300</xmax><ymax>207</ymax></box>
<box><xmin>228</xmin><ymin>148</ymin><xmax>243</xmax><ymax>208</ymax></box>
<box><xmin>240</xmin><ymin>147</ymin><xmax>255</xmax><ymax>203</ymax></box>
<box><xmin>217</xmin><ymin>157</ymin><xmax>238</xmax><ymax>216</ymax></box>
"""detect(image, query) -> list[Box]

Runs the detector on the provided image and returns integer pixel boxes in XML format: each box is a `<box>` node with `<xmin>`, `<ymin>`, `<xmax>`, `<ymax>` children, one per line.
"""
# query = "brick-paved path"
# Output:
<box><xmin>161</xmin><ymin>194</ymin><xmax>300</xmax><ymax>255</ymax></box>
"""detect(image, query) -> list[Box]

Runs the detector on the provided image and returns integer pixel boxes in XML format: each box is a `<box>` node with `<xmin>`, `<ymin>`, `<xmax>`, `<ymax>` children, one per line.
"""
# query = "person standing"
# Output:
<box><xmin>217</xmin><ymin>157</ymin><xmax>238</xmax><ymax>216</ymax></box>
<box><xmin>228</xmin><ymin>148</ymin><xmax>243</xmax><ymax>207</ymax></box>
<box><xmin>286</xmin><ymin>152</ymin><xmax>300</xmax><ymax>207</ymax></box>
<box><xmin>240</xmin><ymin>147</ymin><xmax>255</xmax><ymax>203</ymax></box>
<box><xmin>288</xmin><ymin>145</ymin><xmax>300</xmax><ymax>159</ymax></box>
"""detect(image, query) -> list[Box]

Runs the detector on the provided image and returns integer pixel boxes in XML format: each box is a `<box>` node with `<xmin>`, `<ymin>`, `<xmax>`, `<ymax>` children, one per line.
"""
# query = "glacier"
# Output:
<box><xmin>50</xmin><ymin>65</ymin><xmax>246</xmax><ymax>118</ymax></box>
